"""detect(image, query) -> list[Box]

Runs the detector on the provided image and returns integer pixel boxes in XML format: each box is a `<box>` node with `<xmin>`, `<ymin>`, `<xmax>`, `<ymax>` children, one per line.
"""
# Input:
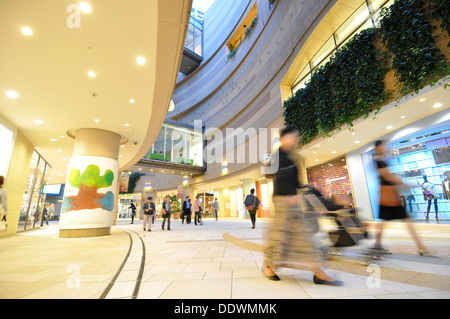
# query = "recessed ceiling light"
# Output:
<box><xmin>386</xmin><ymin>125</ymin><xmax>393</xmax><ymax>130</ymax></box>
<box><xmin>34</xmin><ymin>119</ymin><xmax>44</xmax><ymax>124</ymax></box>
<box><xmin>400</xmin><ymin>116</ymin><xmax>406</xmax><ymax>119</ymax></box>
<box><xmin>5</xmin><ymin>91</ymin><xmax>19</xmax><ymax>99</ymax></box>
<box><xmin>315</xmin><ymin>159</ymin><xmax>319</xmax><ymax>162</ymax></box>
<box><xmin>120</xmin><ymin>145</ymin><xmax>124</xmax><ymax>148</ymax></box>
<box><xmin>60</xmin><ymin>135</ymin><xmax>65</xmax><ymax>138</ymax></box>
<box><xmin>94</xmin><ymin>119</ymin><xmax>100</xmax><ymax>123</ymax></box>
<box><xmin>57</xmin><ymin>150</ymin><xmax>63</xmax><ymax>153</ymax></box>
<box><xmin>80</xmin><ymin>2</ymin><xmax>92</xmax><ymax>13</ymax></box>
<box><xmin>432</xmin><ymin>103</ymin><xmax>442</xmax><ymax>109</ymax></box>
<box><xmin>420</xmin><ymin>98</ymin><xmax>426</xmax><ymax>102</ymax></box>
<box><xmin>161</xmin><ymin>170</ymin><xmax>164</xmax><ymax>173</ymax></box>
<box><xmin>21</xmin><ymin>26</ymin><xmax>33</xmax><ymax>36</ymax></box>
<box><xmin>50</xmin><ymin>138</ymin><xmax>57</xmax><ymax>142</ymax></box>
<box><xmin>332</xmin><ymin>151</ymin><xmax>336</xmax><ymax>154</ymax></box>
<box><xmin>136</xmin><ymin>56</ymin><xmax>146</xmax><ymax>65</ymax></box>
<box><xmin>313</xmin><ymin>151</ymin><xmax>316</xmax><ymax>154</ymax></box>
<box><xmin>88</xmin><ymin>71</ymin><xmax>96</xmax><ymax>77</ymax></box>
<box><xmin>351</xmin><ymin>132</ymin><xmax>356</xmax><ymax>136</ymax></box>
<box><xmin>129</xmin><ymin>99</ymin><xmax>135</xmax><ymax>103</ymax></box>
<box><xmin>125</xmin><ymin>123</ymin><xmax>130</xmax><ymax>127</ymax></box>
<box><xmin>355</xmin><ymin>140</ymin><xmax>360</xmax><ymax>144</ymax></box>
<box><xmin>62</xmin><ymin>158</ymin><xmax>67</xmax><ymax>161</ymax></box>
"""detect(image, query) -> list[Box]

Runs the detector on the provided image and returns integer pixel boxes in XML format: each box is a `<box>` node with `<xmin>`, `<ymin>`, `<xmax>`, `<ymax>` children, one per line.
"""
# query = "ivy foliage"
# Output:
<box><xmin>284</xmin><ymin>28</ymin><xmax>389</xmax><ymax>144</ymax></box>
<box><xmin>379</xmin><ymin>0</ymin><xmax>449</xmax><ymax>96</ymax></box>
<box><xmin>283</xmin><ymin>0</ymin><xmax>449</xmax><ymax>145</ymax></box>
<box><xmin>424</xmin><ymin>0</ymin><xmax>450</xmax><ymax>46</ymax></box>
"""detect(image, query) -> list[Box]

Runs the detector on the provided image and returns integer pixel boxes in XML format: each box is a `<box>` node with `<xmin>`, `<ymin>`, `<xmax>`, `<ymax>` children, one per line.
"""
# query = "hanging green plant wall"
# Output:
<box><xmin>283</xmin><ymin>0</ymin><xmax>449</xmax><ymax>145</ymax></box>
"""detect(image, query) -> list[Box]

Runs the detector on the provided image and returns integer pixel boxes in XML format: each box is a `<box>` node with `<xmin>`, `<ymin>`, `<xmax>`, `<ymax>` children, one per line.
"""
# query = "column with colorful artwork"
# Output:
<box><xmin>59</xmin><ymin>128</ymin><xmax>121</xmax><ymax>238</ymax></box>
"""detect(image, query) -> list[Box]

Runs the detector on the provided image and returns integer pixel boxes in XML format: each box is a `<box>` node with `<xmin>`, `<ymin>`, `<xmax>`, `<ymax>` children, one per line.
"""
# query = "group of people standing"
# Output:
<box><xmin>180</xmin><ymin>195</ymin><xmax>215</xmax><ymax>226</ymax></box>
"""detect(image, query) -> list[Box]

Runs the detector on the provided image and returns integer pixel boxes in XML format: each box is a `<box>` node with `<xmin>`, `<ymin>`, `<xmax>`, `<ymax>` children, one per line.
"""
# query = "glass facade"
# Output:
<box><xmin>144</xmin><ymin>122</ymin><xmax>204</xmax><ymax>167</ymax></box>
<box><xmin>184</xmin><ymin>15</ymin><xmax>203</xmax><ymax>57</ymax></box>
<box><xmin>292</xmin><ymin>0</ymin><xmax>394</xmax><ymax>94</ymax></box>
<box><xmin>362</xmin><ymin>124</ymin><xmax>450</xmax><ymax>221</ymax></box>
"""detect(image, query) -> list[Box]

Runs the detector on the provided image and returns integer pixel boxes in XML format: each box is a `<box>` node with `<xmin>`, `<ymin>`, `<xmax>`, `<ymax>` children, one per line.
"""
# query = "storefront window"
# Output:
<box><xmin>363</xmin><ymin>126</ymin><xmax>450</xmax><ymax>221</ymax></box>
<box><xmin>18</xmin><ymin>151</ymin><xmax>51</xmax><ymax>231</ymax></box>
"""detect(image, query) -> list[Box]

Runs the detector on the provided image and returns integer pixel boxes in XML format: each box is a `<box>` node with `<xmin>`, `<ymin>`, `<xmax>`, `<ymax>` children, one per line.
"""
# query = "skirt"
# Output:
<box><xmin>264</xmin><ymin>195</ymin><xmax>321</xmax><ymax>271</ymax></box>
<box><xmin>379</xmin><ymin>205</ymin><xmax>408</xmax><ymax>220</ymax></box>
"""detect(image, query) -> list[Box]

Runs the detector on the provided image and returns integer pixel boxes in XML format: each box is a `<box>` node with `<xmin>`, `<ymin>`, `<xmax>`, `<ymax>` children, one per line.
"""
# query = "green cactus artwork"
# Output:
<box><xmin>62</xmin><ymin>164</ymin><xmax>115</xmax><ymax>212</ymax></box>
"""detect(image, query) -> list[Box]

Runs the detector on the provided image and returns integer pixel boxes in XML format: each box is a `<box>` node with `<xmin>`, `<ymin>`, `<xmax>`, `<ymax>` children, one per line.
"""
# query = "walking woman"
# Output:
<box><xmin>244</xmin><ymin>189</ymin><xmax>260</xmax><ymax>229</ymax></box>
<box><xmin>193</xmin><ymin>195</ymin><xmax>203</xmax><ymax>226</ymax></box>
<box><xmin>262</xmin><ymin>127</ymin><xmax>342</xmax><ymax>286</ymax></box>
<box><xmin>373</xmin><ymin>140</ymin><xmax>432</xmax><ymax>256</ymax></box>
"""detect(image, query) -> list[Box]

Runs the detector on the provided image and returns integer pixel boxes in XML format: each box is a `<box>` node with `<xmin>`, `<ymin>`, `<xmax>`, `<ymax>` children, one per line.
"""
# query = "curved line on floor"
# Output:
<box><xmin>98</xmin><ymin>229</ymin><xmax>133</xmax><ymax>299</ymax></box>
<box><xmin>128</xmin><ymin>229</ymin><xmax>146</xmax><ymax>299</ymax></box>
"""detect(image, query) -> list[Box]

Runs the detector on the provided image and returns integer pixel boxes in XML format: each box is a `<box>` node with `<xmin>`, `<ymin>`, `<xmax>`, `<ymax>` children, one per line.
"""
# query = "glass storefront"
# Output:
<box><xmin>18</xmin><ymin>150</ymin><xmax>51</xmax><ymax>231</ymax></box>
<box><xmin>144</xmin><ymin>122</ymin><xmax>204</xmax><ymax>167</ymax></box>
<box><xmin>362</xmin><ymin>124</ymin><xmax>450</xmax><ymax>221</ymax></box>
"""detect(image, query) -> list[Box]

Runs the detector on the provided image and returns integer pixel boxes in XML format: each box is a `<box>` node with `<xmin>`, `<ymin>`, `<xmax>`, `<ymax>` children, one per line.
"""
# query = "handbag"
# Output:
<box><xmin>246</xmin><ymin>196</ymin><xmax>256</xmax><ymax>211</ymax></box>
<box><xmin>379</xmin><ymin>185</ymin><xmax>402</xmax><ymax>206</ymax></box>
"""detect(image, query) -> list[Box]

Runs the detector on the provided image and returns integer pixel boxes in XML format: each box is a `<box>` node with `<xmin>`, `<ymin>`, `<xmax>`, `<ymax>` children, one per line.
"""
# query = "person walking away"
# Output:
<box><xmin>0</xmin><ymin>176</ymin><xmax>8</xmax><ymax>230</ymax></box>
<box><xmin>263</xmin><ymin>127</ymin><xmax>343</xmax><ymax>286</ymax></box>
<box><xmin>130</xmin><ymin>200</ymin><xmax>137</xmax><ymax>224</ymax></box>
<box><xmin>182</xmin><ymin>196</ymin><xmax>191</xmax><ymax>224</ymax></box>
<box><xmin>187</xmin><ymin>198</ymin><xmax>193</xmax><ymax>224</ymax></box>
<box><xmin>162</xmin><ymin>195</ymin><xmax>172</xmax><ymax>230</ymax></box>
<box><xmin>143</xmin><ymin>197</ymin><xmax>155</xmax><ymax>231</ymax></box>
<box><xmin>41</xmin><ymin>204</ymin><xmax>49</xmax><ymax>227</ymax></box>
<box><xmin>244</xmin><ymin>189</ymin><xmax>260</xmax><ymax>229</ymax></box>
<box><xmin>213</xmin><ymin>198</ymin><xmax>219</xmax><ymax>221</ymax></box>
<box><xmin>193</xmin><ymin>195</ymin><xmax>203</xmax><ymax>226</ymax></box>
<box><xmin>373</xmin><ymin>140</ymin><xmax>432</xmax><ymax>256</ymax></box>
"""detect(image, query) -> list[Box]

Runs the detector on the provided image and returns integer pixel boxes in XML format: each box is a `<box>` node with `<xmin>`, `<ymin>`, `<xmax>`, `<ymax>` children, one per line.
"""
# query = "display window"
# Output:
<box><xmin>307</xmin><ymin>156</ymin><xmax>354</xmax><ymax>212</ymax></box>
<box><xmin>18</xmin><ymin>150</ymin><xmax>51</xmax><ymax>231</ymax></box>
<box><xmin>362</xmin><ymin>125</ymin><xmax>450</xmax><ymax>221</ymax></box>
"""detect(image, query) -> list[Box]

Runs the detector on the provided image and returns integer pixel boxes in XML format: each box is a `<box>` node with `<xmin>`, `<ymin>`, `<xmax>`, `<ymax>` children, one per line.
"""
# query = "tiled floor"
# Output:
<box><xmin>0</xmin><ymin>217</ymin><xmax>449</xmax><ymax>299</ymax></box>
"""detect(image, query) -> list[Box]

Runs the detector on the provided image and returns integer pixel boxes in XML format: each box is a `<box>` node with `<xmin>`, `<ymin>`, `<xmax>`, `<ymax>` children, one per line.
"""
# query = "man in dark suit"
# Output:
<box><xmin>182</xmin><ymin>196</ymin><xmax>192</xmax><ymax>224</ymax></box>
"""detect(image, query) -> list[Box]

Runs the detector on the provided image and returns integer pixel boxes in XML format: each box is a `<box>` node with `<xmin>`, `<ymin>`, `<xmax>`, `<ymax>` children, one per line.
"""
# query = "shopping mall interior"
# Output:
<box><xmin>0</xmin><ymin>0</ymin><xmax>449</xmax><ymax>302</ymax></box>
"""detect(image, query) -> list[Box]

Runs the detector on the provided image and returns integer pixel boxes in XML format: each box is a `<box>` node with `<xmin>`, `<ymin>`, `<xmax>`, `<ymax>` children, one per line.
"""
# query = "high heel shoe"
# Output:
<box><xmin>261</xmin><ymin>266</ymin><xmax>280</xmax><ymax>281</ymax></box>
<box><xmin>313</xmin><ymin>275</ymin><xmax>343</xmax><ymax>286</ymax></box>
<box><xmin>418</xmin><ymin>249</ymin><xmax>436</xmax><ymax>257</ymax></box>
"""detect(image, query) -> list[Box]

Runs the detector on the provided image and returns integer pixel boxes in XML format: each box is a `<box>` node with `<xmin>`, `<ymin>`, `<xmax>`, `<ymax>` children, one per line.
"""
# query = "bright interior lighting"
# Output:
<box><xmin>57</xmin><ymin>150</ymin><xmax>63</xmax><ymax>153</ymax></box>
<box><xmin>88</xmin><ymin>71</ymin><xmax>96</xmax><ymax>77</ymax></box>
<box><xmin>50</xmin><ymin>138</ymin><xmax>57</xmax><ymax>142</ymax></box>
<box><xmin>136</xmin><ymin>56</ymin><xmax>146</xmax><ymax>65</ymax></box>
<box><xmin>125</xmin><ymin>123</ymin><xmax>130</xmax><ymax>127</ymax></box>
<box><xmin>94</xmin><ymin>119</ymin><xmax>100</xmax><ymax>123</ymax></box>
<box><xmin>419</xmin><ymin>98</ymin><xmax>426</xmax><ymax>102</ymax></box>
<box><xmin>129</xmin><ymin>99</ymin><xmax>135</xmax><ymax>103</ymax></box>
<box><xmin>5</xmin><ymin>91</ymin><xmax>19</xmax><ymax>99</ymax></box>
<box><xmin>355</xmin><ymin>140</ymin><xmax>360</xmax><ymax>144</ymax></box>
<box><xmin>168</xmin><ymin>100</ymin><xmax>175</xmax><ymax>112</ymax></box>
<box><xmin>80</xmin><ymin>2</ymin><xmax>92</xmax><ymax>13</ymax></box>
<box><xmin>432</xmin><ymin>103</ymin><xmax>442</xmax><ymax>109</ymax></box>
<box><xmin>386</xmin><ymin>125</ymin><xmax>393</xmax><ymax>129</ymax></box>
<box><xmin>21</xmin><ymin>26</ymin><xmax>33</xmax><ymax>36</ymax></box>
<box><xmin>34</xmin><ymin>119</ymin><xmax>43</xmax><ymax>125</ymax></box>
<box><xmin>400</xmin><ymin>116</ymin><xmax>406</xmax><ymax>119</ymax></box>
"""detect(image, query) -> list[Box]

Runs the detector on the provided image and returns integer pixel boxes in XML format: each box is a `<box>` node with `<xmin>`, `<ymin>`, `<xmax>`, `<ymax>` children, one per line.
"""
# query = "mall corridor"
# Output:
<box><xmin>0</xmin><ymin>218</ymin><xmax>449</xmax><ymax>300</ymax></box>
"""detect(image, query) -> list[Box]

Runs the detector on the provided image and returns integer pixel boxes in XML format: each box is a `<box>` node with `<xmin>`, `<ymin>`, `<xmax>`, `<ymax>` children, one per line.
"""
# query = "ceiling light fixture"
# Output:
<box><xmin>80</xmin><ymin>2</ymin><xmax>92</xmax><ymax>14</ymax></box>
<box><xmin>125</xmin><ymin>123</ymin><xmax>130</xmax><ymax>127</ymax></box>
<box><xmin>50</xmin><ymin>138</ymin><xmax>57</xmax><ymax>142</ymax></box>
<box><xmin>432</xmin><ymin>103</ymin><xmax>442</xmax><ymax>109</ymax></box>
<box><xmin>419</xmin><ymin>98</ymin><xmax>426</xmax><ymax>102</ymax></box>
<box><xmin>94</xmin><ymin>119</ymin><xmax>100</xmax><ymax>123</ymax></box>
<box><xmin>34</xmin><ymin>119</ymin><xmax>44</xmax><ymax>125</ymax></box>
<box><xmin>386</xmin><ymin>125</ymin><xmax>393</xmax><ymax>130</ymax></box>
<box><xmin>355</xmin><ymin>140</ymin><xmax>360</xmax><ymax>144</ymax></box>
<box><xmin>168</xmin><ymin>100</ymin><xmax>175</xmax><ymax>112</ymax></box>
<box><xmin>88</xmin><ymin>71</ymin><xmax>96</xmax><ymax>77</ymax></box>
<box><xmin>136</xmin><ymin>56</ymin><xmax>146</xmax><ymax>65</ymax></box>
<box><xmin>129</xmin><ymin>99</ymin><xmax>135</xmax><ymax>103</ymax></box>
<box><xmin>5</xmin><ymin>91</ymin><xmax>19</xmax><ymax>99</ymax></box>
<box><xmin>21</xmin><ymin>26</ymin><xmax>33</xmax><ymax>36</ymax></box>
